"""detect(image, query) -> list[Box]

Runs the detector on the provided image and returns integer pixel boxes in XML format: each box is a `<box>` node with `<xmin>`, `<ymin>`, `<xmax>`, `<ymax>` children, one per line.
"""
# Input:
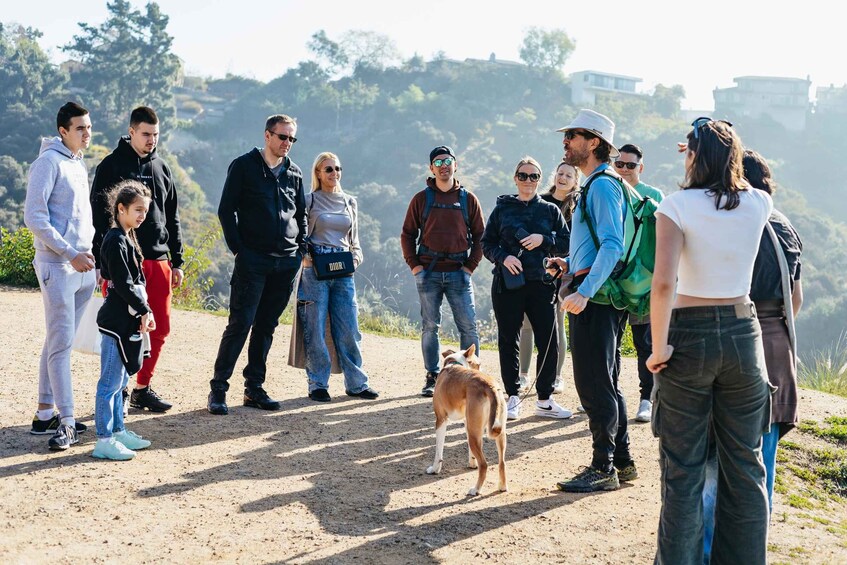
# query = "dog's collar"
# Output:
<box><xmin>443</xmin><ymin>359</ymin><xmax>464</xmax><ymax>367</ymax></box>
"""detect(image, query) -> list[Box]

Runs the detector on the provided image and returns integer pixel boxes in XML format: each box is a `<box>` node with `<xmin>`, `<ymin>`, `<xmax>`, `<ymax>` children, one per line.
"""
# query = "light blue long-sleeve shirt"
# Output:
<box><xmin>569</xmin><ymin>163</ymin><xmax>626</xmax><ymax>298</ymax></box>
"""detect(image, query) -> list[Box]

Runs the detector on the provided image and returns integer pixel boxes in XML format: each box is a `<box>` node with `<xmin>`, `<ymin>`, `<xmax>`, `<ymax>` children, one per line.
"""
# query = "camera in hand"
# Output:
<box><xmin>542</xmin><ymin>257</ymin><xmax>563</xmax><ymax>284</ymax></box>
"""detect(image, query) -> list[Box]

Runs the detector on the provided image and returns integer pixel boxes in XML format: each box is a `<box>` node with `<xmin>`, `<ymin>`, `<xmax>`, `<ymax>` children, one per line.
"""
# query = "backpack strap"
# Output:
<box><xmin>580</xmin><ymin>170</ymin><xmax>644</xmax><ymax>264</ymax></box>
<box><xmin>417</xmin><ymin>186</ymin><xmax>473</xmax><ymax>274</ymax></box>
<box><xmin>766</xmin><ymin>222</ymin><xmax>797</xmax><ymax>361</ymax></box>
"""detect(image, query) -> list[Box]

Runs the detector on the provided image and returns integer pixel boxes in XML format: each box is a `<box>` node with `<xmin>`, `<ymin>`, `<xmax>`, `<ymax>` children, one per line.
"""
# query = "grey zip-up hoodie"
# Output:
<box><xmin>24</xmin><ymin>137</ymin><xmax>95</xmax><ymax>263</ymax></box>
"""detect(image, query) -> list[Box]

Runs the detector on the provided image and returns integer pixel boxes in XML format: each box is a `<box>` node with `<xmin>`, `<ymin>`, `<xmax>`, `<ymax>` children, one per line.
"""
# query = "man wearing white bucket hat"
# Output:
<box><xmin>553</xmin><ymin>109</ymin><xmax>637</xmax><ymax>493</ymax></box>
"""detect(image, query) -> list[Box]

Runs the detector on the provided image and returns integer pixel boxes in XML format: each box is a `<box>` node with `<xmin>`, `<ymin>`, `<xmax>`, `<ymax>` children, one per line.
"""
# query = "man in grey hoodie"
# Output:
<box><xmin>24</xmin><ymin>101</ymin><xmax>96</xmax><ymax>451</ymax></box>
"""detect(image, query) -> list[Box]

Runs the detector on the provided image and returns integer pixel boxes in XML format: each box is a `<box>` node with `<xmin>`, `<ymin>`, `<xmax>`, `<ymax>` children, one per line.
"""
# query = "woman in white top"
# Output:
<box><xmin>647</xmin><ymin>119</ymin><xmax>773</xmax><ymax>565</ymax></box>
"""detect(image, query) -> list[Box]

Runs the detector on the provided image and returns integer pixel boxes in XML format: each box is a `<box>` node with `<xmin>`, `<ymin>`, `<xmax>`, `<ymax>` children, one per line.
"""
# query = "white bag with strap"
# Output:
<box><xmin>72</xmin><ymin>294</ymin><xmax>104</xmax><ymax>355</ymax></box>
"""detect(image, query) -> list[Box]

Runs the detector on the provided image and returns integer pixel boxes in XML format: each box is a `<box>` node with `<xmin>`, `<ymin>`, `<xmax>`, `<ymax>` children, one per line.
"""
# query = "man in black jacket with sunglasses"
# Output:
<box><xmin>208</xmin><ymin>114</ymin><xmax>307</xmax><ymax>415</ymax></box>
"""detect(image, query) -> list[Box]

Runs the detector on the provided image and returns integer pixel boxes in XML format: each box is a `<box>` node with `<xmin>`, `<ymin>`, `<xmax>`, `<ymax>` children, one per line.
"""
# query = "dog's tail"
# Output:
<box><xmin>488</xmin><ymin>385</ymin><xmax>505</xmax><ymax>437</ymax></box>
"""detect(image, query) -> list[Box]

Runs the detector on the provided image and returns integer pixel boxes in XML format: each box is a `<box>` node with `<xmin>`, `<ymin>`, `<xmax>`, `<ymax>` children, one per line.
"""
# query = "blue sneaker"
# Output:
<box><xmin>92</xmin><ymin>438</ymin><xmax>136</xmax><ymax>461</ymax></box>
<box><xmin>114</xmin><ymin>429</ymin><xmax>151</xmax><ymax>450</ymax></box>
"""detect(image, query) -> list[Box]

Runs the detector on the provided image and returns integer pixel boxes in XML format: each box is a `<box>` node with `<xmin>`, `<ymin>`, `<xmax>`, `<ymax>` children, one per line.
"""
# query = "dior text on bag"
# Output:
<box><xmin>311</xmin><ymin>248</ymin><xmax>355</xmax><ymax>280</ymax></box>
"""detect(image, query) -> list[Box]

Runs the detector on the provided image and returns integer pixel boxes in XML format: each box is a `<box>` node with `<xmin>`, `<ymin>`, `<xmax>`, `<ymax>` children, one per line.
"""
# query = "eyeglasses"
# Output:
<box><xmin>691</xmin><ymin>116</ymin><xmax>733</xmax><ymax>140</ymax></box>
<box><xmin>564</xmin><ymin>129</ymin><xmax>595</xmax><ymax>140</ymax></box>
<box><xmin>432</xmin><ymin>157</ymin><xmax>454</xmax><ymax>167</ymax></box>
<box><xmin>614</xmin><ymin>161</ymin><xmax>640</xmax><ymax>170</ymax></box>
<box><xmin>322</xmin><ymin>166</ymin><xmax>342</xmax><ymax>173</ymax></box>
<box><xmin>268</xmin><ymin>131</ymin><xmax>297</xmax><ymax>143</ymax></box>
<box><xmin>516</xmin><ymin>172</ymin><xmax>541</xmax><ymax>182</ymax></box>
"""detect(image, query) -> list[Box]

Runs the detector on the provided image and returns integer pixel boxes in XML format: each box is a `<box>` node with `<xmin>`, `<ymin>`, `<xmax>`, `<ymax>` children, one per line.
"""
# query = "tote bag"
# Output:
<box><xmin>72</xmin><ymin>294</ymin><xmax>104</xmax><ymax>355</ymax></box>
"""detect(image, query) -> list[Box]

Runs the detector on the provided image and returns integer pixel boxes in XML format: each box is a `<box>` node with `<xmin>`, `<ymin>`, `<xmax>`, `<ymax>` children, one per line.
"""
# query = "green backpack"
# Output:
<box><xmin>580</xmin><ymin>170</ymin><xmax>658</xmax><ymax>317</ymax></box>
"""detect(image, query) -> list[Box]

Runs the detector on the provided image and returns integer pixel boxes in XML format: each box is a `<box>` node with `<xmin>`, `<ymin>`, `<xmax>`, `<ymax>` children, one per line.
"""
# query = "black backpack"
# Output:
<box><xmin>416</xmin><ymin>186</ymin><xmax>472</xmax><ymax>273</ymax></box>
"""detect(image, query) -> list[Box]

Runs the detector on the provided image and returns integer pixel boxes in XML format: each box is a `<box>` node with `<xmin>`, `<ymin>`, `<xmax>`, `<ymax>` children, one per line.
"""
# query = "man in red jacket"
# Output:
<box><xmin>400</xmin><ymin>146</ymin><xmax>485</xmax><ymax>396</ymax></box>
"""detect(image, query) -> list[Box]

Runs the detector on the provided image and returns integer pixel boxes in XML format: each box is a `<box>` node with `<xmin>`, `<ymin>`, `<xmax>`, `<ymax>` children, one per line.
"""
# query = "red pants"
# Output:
<box><xmin>135</xmin><ymin>260</ymin><xmax>172</xmax><ymax>386</ymax></box>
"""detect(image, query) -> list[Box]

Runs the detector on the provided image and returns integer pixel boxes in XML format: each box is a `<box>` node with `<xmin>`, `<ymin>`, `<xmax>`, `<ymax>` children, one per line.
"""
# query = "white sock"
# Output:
<box><xmin>60</xmin><ymin>416</ymin><xmax>76</xmax><ymax>428</ymax></box>
<box><xmin>98</xmin><ymin>437</ymin><xmax>112</xmax><ymax>445</ymax></box>
<box><xmin>36</xmin><ymin>409</ymin><xmax>55</xmax><ymax>421</ymax></box>
<box><xmin>537</xmin><ymin>399</ymin><xmax>551</xmax><ymax>408</ymax></box>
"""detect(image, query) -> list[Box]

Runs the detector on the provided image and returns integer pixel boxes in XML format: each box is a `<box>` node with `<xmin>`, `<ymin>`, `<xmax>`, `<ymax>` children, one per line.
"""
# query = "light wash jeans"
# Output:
<box><xmin>298</xmin><ymin>267</ymin><xmax>370</xmax><ymax>393</ymax></box>
<box><xmin>414</xmin><ymin>269</ymin><xmax>479</xmax><ymax>373</ymax></box>
<box><xmin>703</xmin><ymin>423</ymin><xmax>778</xmax><ymax>562</ymax></box>
<box><xmin>95</xmin><ymin>334</ymin><xmax>131</xmax><ymax>438</ymax></box>
<box><xmin>33</xmin><ymin>259</ymin><xmax>96</xmax><ymax>419</ymax></box>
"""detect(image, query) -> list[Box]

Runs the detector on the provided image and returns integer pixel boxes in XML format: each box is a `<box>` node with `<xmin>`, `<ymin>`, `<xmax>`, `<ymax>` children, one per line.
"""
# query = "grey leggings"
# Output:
<box><xmin>519</xmin><ymin>308</ymin><xmax>566</xmax><ymax>377</ymax></box>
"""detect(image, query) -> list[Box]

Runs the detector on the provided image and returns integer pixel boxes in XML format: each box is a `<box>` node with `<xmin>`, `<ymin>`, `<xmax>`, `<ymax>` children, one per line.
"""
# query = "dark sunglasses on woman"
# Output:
<box><xmin>516</xmin><ymin>172</ymin><xmax>541</xmax><ymax>182</ymax></box>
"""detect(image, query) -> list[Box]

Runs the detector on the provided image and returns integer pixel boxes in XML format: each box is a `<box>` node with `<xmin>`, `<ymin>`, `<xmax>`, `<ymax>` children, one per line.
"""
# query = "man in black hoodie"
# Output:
<box><xmin>207</xmin><ymin>114</ymin><xmax>306</xmax><ymax>415</ymax></box>
<box><xmin>91</xmin><ymin>106</ymin><xmax>183</xmax><ymax>413</ymax></box>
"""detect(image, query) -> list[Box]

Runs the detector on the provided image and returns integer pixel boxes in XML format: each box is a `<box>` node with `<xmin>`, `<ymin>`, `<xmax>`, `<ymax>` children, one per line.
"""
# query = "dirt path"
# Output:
<box><xmin>1</xmin><ymin>286</ymin><xmax>845</xmax><ymax>564</ymax></box>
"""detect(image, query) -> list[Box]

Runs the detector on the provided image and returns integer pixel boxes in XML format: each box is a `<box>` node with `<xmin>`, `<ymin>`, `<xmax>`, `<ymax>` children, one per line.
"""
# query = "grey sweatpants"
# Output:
<box><xmin>33</xmin><ymin>259</ymin><xmax>96</xmax><ymax>419</ymax></box>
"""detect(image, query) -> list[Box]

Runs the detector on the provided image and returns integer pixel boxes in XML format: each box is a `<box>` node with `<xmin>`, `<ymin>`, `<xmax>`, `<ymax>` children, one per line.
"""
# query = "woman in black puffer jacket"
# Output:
<box><xmin>481</xmin><ymin>156</ymin><xmax>571</xmax><ymax>421</ymax></box>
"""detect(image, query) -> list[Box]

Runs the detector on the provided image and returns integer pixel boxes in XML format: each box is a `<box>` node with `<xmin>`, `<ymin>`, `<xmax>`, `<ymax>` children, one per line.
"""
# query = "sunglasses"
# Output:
<box><xmin>432</xmin><ymin>157</ymin><xmax>454</xmax><ymax>167</ymax></box>
<box><xmin>691</xmin><ymin>116</ymin><xmax>733</xmax><ymax>140</ymax></box>
<box><xmin>564</xmin><ymin>129</ymin><xmax>596</xmax><ymax>140</ymax></box>
<box><xmin>268</xmin><ymin>131</ymin><xmax>297</xmax><ymax>143</ymax></box>
<box><xmin>516</xmin><ymin>172</ymin><xmax>541</xmax><ymax>182</ymax></box>
<box><xmin>322</xmin><ymin>166</ymin><xmax>342</xmax><ymax>173</ymax></box>
<box><xmin>614</xmin><ymin>161</ymin><xmax>639</xmax><ymax>170</ymax></box>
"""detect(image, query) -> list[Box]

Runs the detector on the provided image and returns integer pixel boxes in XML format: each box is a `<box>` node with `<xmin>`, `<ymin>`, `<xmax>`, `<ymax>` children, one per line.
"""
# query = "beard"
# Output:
<box><xmin>564</xmin><ymin>146</ymin><xmax>589</xmax><ymax>168</ymax></box>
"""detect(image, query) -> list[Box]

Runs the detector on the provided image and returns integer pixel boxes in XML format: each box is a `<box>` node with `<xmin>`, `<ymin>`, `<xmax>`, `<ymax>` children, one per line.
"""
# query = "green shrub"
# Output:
<box><xmin>172</xmin><ymin>224</ymin><xmax>221</xmax><ymax>311</ymax></box>
<box><xmin>0</xmin><ymin>226</ymin><xmax>37</xmax><ymax>287</ymax></box>
<box><xmin>798</xmin><ymin>332</ymin><xmax>847</xmax><ymax>398</ymax></box>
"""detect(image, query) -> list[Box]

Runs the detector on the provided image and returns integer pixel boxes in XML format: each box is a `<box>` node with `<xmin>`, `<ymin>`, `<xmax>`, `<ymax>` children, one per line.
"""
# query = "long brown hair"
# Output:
<box><xmin>681</xmin><ymin>120</ymin><xmax>747</xmax><ymax>210</ymax></box>
<box><xmin>107</xmin><ymin>180</ymin><xmax>151</xmax><ymax>265</ymax></box>
<box><xmin>546</xmin><ymin>161</ymin><xmax>580</xmax><ymax>223</ymax></box>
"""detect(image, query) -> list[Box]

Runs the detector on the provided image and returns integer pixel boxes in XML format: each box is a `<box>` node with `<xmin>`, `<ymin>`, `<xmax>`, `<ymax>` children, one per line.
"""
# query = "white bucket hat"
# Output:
<box><xmin>557</xmin><ymin>109</ymin><xmax>620</xmax><ymax>158</ymax></box>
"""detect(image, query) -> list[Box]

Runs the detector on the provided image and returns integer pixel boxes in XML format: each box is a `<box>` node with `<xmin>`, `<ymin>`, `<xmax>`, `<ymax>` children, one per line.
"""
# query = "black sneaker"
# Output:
<box><xmin>421</xmin><ymin>371</ymin><xmax>438</xmax><ymax>397</ymax></box>
<box><xmin>207</xmin><ymin>389</ymin><xmax>228</xmax><ymax>415</ymax></box>
<box><xmin>130</xmin><ymin>387</ymin><xmax>173</xmax><ymax>413</ymax></box>
<box><xmin>243</xmin><ymin>388</ymin><xmax>282</xmax><ymax>411</ymax></box>
<box><xmin>557</xmin><ymin>466</ymin><xmax>619</xmax><ymax>492</ymax></box>
<box><xmin>47</xmin><ymin>424</ymin><xmax>79</xmax><ymax>451</ymax></box>
<box><xmin>308</xmin><ymin>388</ymin><xmax>331</xmax><ymax>402</ymax></box>
<box><xmin>346</xmin><ymin>388</ymin><xmax>379</xmax><ymax>400</ymax></box>
<box><xmin>30</xmin><ymin>413</ymin><xmax>87</xmax><ymax>435</ymax></box>
<box><xmin>614</xmin><ymin>460</ymin><xmax>639</xmax><ymax>482</ymax></box>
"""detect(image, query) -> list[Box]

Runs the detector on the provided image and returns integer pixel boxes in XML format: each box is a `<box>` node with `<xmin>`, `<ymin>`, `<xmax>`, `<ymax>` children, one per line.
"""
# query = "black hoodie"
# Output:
<box><xmin>217</xmin><ymin>148</ymin><xmax>306</xmax><ymax>258</ymax></box>
<box><xmin>91</xmin><ymin>136</ymin><xmax>184</xmax><ymax>269</ymax></box>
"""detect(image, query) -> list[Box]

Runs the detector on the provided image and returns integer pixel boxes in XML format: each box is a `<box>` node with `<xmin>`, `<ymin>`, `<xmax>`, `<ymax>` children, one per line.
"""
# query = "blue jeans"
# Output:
<box><xmin>95</xmin><ymin>335</ymin><xmax>131</xmax><ymax>438</ymax></box>
<box><xmin>415</xmin><ymin>269</ymin><xmax>479</xmax><ymax>373</ymax></box>
<box><xmin>298</xmin><ymin>267</ymin><xmax>370</xmax><ymax>393</ymax></box>
<box><xmin>653</xmin><ymin>304</ymin><xmax>770</xmax><ymax>565</ymax></box>
<box><xmin>703</xmin><ymin>423</ymin><xmax>778</xmax><ymax>562</ymax></box>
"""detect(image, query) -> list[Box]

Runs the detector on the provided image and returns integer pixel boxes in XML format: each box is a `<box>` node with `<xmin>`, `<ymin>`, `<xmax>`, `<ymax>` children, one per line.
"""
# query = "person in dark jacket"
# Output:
<box><xmin>208</xmin><ymin>114</ymin><xmax>307</xmax><ymax>415</ymax></box>
<box><xmin>482</xmin><ymin>156</ymin><xmax>571</xmax><ymax>421</ymax></box>
<box><xmin>94</xmin><ymin>180</ymin><xmax>156</xmax><ymax>460</ymax></box>
<box><xmin>91</xmin><ymin>106</ymin><xmax>183</xmax><ymax>413</ymax></box>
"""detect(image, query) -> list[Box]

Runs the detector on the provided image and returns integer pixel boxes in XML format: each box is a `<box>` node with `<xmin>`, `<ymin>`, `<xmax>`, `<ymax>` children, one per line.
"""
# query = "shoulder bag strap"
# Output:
<box><xmin>766</xmin><ymin>222</ymin><xmax>797</xmax><ymax>362</ymax></box>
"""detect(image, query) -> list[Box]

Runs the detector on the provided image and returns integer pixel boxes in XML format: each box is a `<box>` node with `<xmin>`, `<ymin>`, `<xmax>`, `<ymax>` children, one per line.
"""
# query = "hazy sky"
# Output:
<box><xmin>4</xmin><ymin>0</ymin><xmax>843</xmax><ymax>111</ymax></box>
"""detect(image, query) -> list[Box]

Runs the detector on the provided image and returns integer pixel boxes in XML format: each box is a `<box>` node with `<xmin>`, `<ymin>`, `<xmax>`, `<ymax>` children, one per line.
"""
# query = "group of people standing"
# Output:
<box><xmin>24</xmin><ymin>99</ymin><xmax>801</xmax><ymax>563</ymax></box>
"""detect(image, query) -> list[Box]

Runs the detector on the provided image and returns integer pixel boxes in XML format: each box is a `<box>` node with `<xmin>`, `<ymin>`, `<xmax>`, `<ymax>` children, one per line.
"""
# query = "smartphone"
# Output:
<box><xmin>515</xmin><ymin>227</ymin><xmax>531</xmax><ymax>241</ymax></box>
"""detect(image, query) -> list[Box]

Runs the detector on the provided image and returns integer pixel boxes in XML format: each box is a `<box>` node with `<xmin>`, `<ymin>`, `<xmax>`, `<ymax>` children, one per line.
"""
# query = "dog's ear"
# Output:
<box><xmin>464</xmin><ymin>344</ymin><xmax>477</xmax><ymax>358</ymax></box>
<box><xmin>441</xmin><ymin>349</ymin><xmax>456</xmax><ymax>358</ymax></box>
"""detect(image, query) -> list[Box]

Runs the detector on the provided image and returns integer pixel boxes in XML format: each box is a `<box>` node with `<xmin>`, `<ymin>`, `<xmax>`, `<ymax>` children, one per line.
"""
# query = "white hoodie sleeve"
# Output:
<box><xmin>24</xmin><ymin>156</ymin><xmax>78</xmax><ymax>261</ymax></box>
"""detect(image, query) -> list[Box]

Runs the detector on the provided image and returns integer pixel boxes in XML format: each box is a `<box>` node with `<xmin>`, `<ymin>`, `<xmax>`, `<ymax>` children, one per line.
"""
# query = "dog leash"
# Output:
<box><xmin>515</xmin><ymin>290</ymin><xmax>560</xmax><ymax>407</ymax></box>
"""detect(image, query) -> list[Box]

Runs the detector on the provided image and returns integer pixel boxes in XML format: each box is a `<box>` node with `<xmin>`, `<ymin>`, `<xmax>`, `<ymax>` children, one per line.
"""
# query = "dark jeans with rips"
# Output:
<box><xmin>630</xmin><ymin>322</ymin><xmax>654</xmax><ymax>400</ymax></box>
<box><xmin>492</xmin><ymin>280</ymin><xmax>558</xmax><ymax>399</ymax></box>
<box><xmin>211</xmin><ymin>248</ymin><xmax>300</xmax><ymax>394</ymax></box>
<box><xmin>569</xmin><ymin>301</ymin><xmax>629</xmax><ymax>470</ymax></box>
<box><xmin>652</xmin><ymin>304</ymin><xmax>770</xmax><ymax>565</ymax></box>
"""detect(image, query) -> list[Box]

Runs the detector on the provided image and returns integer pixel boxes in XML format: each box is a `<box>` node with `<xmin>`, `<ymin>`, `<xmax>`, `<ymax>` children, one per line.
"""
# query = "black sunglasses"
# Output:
<box><xmin>268</xmin><ymin>131</ymin><xmax>297</xmax><ymax>143</ymax></box>
<box><xmin>564</xmin><ymin>129</ymin><xmax>596</xmax><ymax>140</ymax></box>
<box><xmin>614</xmin><ymin>161</ymin><xmax>639</xmax><ymax>170</ymax></box>
<box><xmin>516</xmin><ymin>172</ymin><xmax>541</xmax><ymax>182</ymax></box>
<box><xmin>691</xmin><ymin>116</ymin><xmax>733</xmax><ymax>140</ymax></box>
<box><xmin>322</xmin><ymin>166</ymin><xmax>342</xmax><ymax>173</ymax></box>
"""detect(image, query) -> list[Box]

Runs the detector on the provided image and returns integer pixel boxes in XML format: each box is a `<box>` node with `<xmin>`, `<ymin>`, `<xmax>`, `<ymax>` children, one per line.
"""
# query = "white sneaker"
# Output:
<box><xmin>552</xmin><ymin>377</ymin><xmax>564</xmax><ymax>394</ymax></box>
<box><xmin>518</xmin><ymin>374</ymin><xmax>528</xmax><ymax>391</ymax></box>
<box><xmin>635</xmin><ymin>399</ymin><xmax>652</xmax><ymax>422</ymax></box>
<box><xmin>507</xmin><ymin>395</ymin><xmax>521</xmax><ymax>420</ymax></box>
<box><xmin>535</xmin><ymin>398</ymin><xmax>573</xmax><ymax>419</ymax></box>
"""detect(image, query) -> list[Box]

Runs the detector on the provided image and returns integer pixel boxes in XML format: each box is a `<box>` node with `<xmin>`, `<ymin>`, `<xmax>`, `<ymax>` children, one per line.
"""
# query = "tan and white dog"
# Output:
<box><xmin>425</xmin><ymin>345</ymin><xmax>507</xmax><ymax>496</ymax></box>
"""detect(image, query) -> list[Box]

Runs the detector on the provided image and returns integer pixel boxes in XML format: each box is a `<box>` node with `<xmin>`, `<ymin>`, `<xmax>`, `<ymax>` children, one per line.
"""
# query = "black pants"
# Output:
<box><xmin>492</xmin><ymin>280</ymin><xmax>557</xmax><ymax>399</ymax></box>
<box><xmin>212</xmin><ymin>248</ymin><xmax>299</xmax><ymax>393</ymax></box>
<box><xmin>569</xmin><ymin>301</ymin><xmax>630</xmax><ymax>470</ymax></box>
<box><xmin>630</xmin><ymin>322</ymin><xmax>653</xmax><ymax>401</ymax></box>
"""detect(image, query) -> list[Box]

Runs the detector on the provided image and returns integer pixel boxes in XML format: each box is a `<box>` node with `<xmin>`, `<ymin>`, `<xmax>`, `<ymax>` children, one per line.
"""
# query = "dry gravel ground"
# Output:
<box><xmin>1</xmin><ymin>285</ymin><xmax>845</xmax><ymax>564</ymax></box>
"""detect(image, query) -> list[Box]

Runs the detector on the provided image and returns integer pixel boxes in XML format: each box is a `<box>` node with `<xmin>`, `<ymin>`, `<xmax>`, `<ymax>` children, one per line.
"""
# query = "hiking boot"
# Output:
<box><xmin>207</xmin><ymin>389</ymin><xmax>228</xmax><ymax>415</ymax></box>
<box><xmin>130</xmin><ymin>387</ymin><xmax>173</xmax><ymax>413</ymax></box>
<box><xmin>518</xmin><ymin>373</ymin><xmax>529</xmax><ymax>392</ymax></box>
<box><xmin>243</xmin><ymin>388</ymin><xmax>281</xmax><ymax>411</ymax></box>
<box><xmin>552</xmin><ymin>377</ymin><xmax>565</xmax><ymax>394</ymax></box>
<box><xmin>557</xmin><ymin>466</ymin><xmax>619</xmax><ymax>492</ymax></box>
<box><xmin>635</xmin><ymin>399</ymin><xmax>652</xmax><ymax>423</ymax></box>
<box><xmin>47</xmin><ymin>424</ymin><xmax>79</xmax><ymax>451</ymax></box>
<box><xmin>114</xmin><ymin>429</ymin><xmax>151</xmax><ymax>451</ymax></box>
<box><xmin>506</xmin><ymin>395</ymin><xmax>521</xmax><ymax>420</ymax></box>
<box><xmin>421</xmin><ymin>371</ymin><xmax>438</xmax><ymax>397</ymax></box>
<box><xmin>92</xmin><ymin>438</ymin><xmax>136</xmax><ymax>461</ymax></box>
<box><xmin>31</xmin><ymin>413</ymin><xmax>87</xmax><ymax>435</ymax></box>
<box><xmin>614</xmin><ymin>460</ymin><xmax>639</xmax><ymax>482</ymax></box>
<box><xmin>535</xmin><ymin>399</ymin><xmax>573</xmax><ymax>419</ymax></box>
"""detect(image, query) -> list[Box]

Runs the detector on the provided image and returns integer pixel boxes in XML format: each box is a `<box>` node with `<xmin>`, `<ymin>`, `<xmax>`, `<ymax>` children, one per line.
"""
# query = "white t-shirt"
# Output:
<box><xmin>656</xmin><ymin>188</ymin><xmax>773</xmax><ymax>298</ymax></box>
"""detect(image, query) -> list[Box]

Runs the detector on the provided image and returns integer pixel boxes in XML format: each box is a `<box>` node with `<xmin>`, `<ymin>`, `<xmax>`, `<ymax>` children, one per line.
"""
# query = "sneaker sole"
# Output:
<box><xmin>535</xmin><ymin>410</ymin><xmax>573</xmax><ymax>419</ymax></box>
<box><xmin>634</xmin><ymin>415</ymin><xmax>651</xmax><ymax>423</ymax></box>
<box><xmin>129</xmin><ymin>402</ymin><xmax>171</xmax><ymax>413</ymax></box>
<box><xmin>92</xmin><ymin>452</ymin><xmax>135</xmax><ymax>461</ymax></box>
<box><xmin>48</xmin><ymin>441</ymin><xmax>78</xmax><ymax>452</ymax></box>
<box><xmin>421</xmin><ymin>392</ymin><xmax>434</xmax><ymax>398</ymax></box>
<box><xmin>31</xmin><ymin>424</ymin><xmax>88</xmax><ymax>435</ymax></box>
<box><xmin>556</xmin><ymin>481</ymin><xmax>619</xmax><ymax>493</ymax></box>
